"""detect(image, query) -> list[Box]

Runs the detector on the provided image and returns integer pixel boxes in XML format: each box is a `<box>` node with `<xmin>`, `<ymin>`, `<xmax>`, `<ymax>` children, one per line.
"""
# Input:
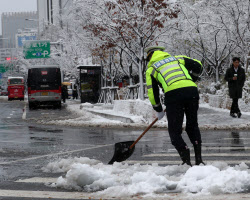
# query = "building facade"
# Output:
<box><xmin>37</xmin><ymin>0</ymin><xmax>73</xmax><ymax>36</ymax></box>
<box><xmin>0</xmin><ymin>48</ymin><xmax>11</xmax><ymax>63</ymax></box>
<box><xmin>0</xmin><ymin>35</ymin><xmax>3</xmax><ymax>49</ymax></box>
<box><xmin>1</xmin><ymin>12</ymin><xmax>38</xmax><ymax>48</ymax></box>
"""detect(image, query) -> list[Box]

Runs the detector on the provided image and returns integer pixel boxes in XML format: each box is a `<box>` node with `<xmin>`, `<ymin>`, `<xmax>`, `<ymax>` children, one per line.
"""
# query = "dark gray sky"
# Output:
<box><xmin>0</xmin><ymin>0</ymin><xmax>37</xmax><ymax>34</ymax></box>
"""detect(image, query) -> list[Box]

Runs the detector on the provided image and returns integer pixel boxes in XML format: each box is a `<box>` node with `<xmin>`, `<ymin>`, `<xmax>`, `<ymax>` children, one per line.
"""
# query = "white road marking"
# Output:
<box><xmin>0</xmin><ymin>140</ymin><xmax>90</xmax><ymax>146</ymax></box>
<box><xmin>201</xmin><ymin>143</ymin><xmax>244</xmax><ymax>145</ymax></box>
<box><xmin>125</xmin><ymin>160</ymin><xmax>250</xmax><ymax>165</ymax></box>
<box><xmin>16</xmin><ymin>177</ymin><xmax>57</xmax><ymax>183</ymax></box>
<box><xmin>222</xmin><ymin>138</ymin><xmax>250</xmax><ymax>140</ymax></box>
<box><xmin>143</xmin><ymin>153</ymin><xmax>250</xmax><ymax>157</ymax></box>
<box><xmin>0</xmin><ymin>189</ymin><xmax>249</xmax><ymax>200</ymax></box>
<box><xmin>0</xmin><ymin>125</ymin><xmax>23</xmax><ymax>127</ymax></box>
<box><xmin>0</xmin><ymin>190</ymin><xmax>93</xmax><ymax>199</ymax></box>
<box><xmin>168</xmin><ymin>146</ymin><xmax>250</xmax><ymax>151</ymax></box>
<box><xmin>22</xmin><ymin>104</ymin><xmax>26</xmax><ymax>119</ymax></box>
<box><xmin>0</xmin><ymin>144</ymin><xmax>113</xmax><ymax>165</ymax></box>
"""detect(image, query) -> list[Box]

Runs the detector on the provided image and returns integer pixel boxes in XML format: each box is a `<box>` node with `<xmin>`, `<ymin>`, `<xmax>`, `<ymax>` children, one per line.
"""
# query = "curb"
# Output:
<box><xmin>84</xmin><ymin>109</ymin><xmax>134</xmax><ymax>123</ymax></box>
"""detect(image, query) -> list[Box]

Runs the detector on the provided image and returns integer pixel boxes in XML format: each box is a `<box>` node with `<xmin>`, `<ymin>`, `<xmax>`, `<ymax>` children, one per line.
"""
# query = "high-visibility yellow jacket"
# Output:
<box><xmin>146</xmin><ymin>51</ymin><xmax>202</xmax><ymax>112</ymax></box>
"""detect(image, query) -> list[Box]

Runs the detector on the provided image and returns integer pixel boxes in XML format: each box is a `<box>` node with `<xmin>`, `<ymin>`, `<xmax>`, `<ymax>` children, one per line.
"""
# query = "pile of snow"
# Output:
<box><xmin>200</xmin><ymin>93</ymin><xmax>250</xmax><ymax>112</ymax></box>
<box><xmin>43</xmin><ymin>157</ymin><xmax>250</xmax><ymax>198</ymax></box>
<box><xmin>113</xmin><ymin>99</ymin><xmax>160</xmax><ymax>123</ymax></box>
<box><xmin>39</xmin><ymin>104</ymin><xmax>125</xmax><ymax>127</ymax></box>
<box><xmin>0</xmin><ymin>96</ymin><xmax>8</xmax><ymax>101</ymax></box>
<box><xmin>40</xmin><ymin>100</ymin><xmax>168</xmax><ymax>128</ymax></box>
<box><xmin>42</xmin><ymin>157</ymin><xmax>100</xmax><ymax>173</ymax></box>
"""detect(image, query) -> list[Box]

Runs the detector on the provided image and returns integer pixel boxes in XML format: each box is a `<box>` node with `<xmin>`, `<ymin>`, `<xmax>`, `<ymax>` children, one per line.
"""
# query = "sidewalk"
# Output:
<box><xmin>43</xmin><ymin>99</ymin><xmax>250</xmax><ymax>130</ymax></box>
<box><xmin>198</xmin><ymin>104</ymin><xmax>250</xmax><ymax>130</ymax></box>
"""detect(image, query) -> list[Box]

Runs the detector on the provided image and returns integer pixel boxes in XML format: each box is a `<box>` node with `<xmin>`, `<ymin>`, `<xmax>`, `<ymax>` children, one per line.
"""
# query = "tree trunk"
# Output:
<box><xmin>111</xmin><ymin>77</ymin><xmax>114</xmax><ymax>87</ymax></box>
<box><xmin>129</xmin><ymin>64</ymin><xmax>133</xmax><ymax>85</ymax></box>
<box><xmin>215</xmin><ymin>66</ymin><xmax>219</xmax><ymax>83</ymax></box>
<box><xmin>138</xmin><ymin>47</ymin><xmax>144</xmax><ymax>100</ymax></box>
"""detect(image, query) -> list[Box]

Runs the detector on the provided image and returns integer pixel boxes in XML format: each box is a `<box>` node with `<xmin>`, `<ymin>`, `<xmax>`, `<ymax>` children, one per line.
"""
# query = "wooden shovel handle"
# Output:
<box><xmin>129</xmin><ymin>117</ymin><xmax>159</xmax><ymax>149</ymax></box>
<box><xmin>129</xmin><ymin>109</ymin><xmax>166</xmax><ymax>149</ymax></box>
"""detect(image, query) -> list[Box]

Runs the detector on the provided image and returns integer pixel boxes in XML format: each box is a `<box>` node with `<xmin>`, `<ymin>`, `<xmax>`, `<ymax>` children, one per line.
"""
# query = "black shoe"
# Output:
<box><xmin>177</xmin><ymin>148</ymin><xmax>192</xmax><ymax>167</ymax></box>
<box><xmin>237</xmin><ymin>112</ymin><xmax>241</xmax><ymax>118</ymax></box>
<box><xmin>194</xmin><ymin>143</ymin><xmax>205</xmax><ymax>165</ymax></box>
<box><xmin>230</xmin><ymin>113</ymin><xmax>237</xmax><ymax>118</ymax></box>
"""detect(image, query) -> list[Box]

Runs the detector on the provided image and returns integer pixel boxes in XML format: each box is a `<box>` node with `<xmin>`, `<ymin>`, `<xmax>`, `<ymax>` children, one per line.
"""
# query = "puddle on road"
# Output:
<box><xmin>28</xmin><ymin>126</ymin><xmax>63</xmax><ymax>133</ymax></box>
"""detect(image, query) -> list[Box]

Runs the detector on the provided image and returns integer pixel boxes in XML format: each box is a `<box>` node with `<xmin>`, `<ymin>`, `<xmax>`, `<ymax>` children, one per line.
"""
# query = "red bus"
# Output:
<box><xmin>27</xmin><ymin>65</ymin><xmax>62</xmax><ymax>109</ymax></box>
<box><xmin>7</xmin><ymin>77</ymin><xmax>25</xmax><ymax>101</ymax></box>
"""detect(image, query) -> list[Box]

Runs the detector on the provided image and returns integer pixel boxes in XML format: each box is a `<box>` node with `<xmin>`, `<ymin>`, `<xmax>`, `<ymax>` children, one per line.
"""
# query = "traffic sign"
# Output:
<box><xmin>16</xmin><ymin>32</ymin><xmax>37</xmax><ymax>47</ymax></box>
<box><xmin>0</xmin><ymin>64</ymin><xmax>8</xmax><ymax>73</ymax></box>
<box><xmin>23</xmin><ymin>40</ymin><xmax>50</xmax><ymax>59</ymax></box>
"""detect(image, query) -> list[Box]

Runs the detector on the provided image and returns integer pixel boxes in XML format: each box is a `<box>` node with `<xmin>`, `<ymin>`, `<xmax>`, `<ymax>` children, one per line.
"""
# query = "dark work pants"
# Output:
<box><xmin>165</xmin><ymin>99</ymin><xmax>201</xmax><ymax>151</ymax></box>
<box><xmin>230</xmin><ymin>98</ymin><xmax>240</xmax><ymax>114</ymax></box>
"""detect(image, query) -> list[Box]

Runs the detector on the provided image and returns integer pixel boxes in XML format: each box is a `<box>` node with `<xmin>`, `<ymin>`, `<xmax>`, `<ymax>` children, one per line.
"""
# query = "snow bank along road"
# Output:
<box><xmin>37</xmin><ymin>100</ymin><xmax>250</xmax><ymax>130</ymax></box>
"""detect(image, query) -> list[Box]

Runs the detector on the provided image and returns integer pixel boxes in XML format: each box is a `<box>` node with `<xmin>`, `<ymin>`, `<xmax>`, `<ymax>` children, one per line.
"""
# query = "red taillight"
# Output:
<box><xmin>31</xmin><ymin>98</ymin><xmax>35</xmax><ymax>100</ymax></box>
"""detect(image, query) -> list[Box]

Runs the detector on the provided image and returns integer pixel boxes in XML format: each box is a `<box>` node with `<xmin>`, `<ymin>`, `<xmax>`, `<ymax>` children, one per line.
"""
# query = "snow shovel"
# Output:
<box><xmin>108</xmin><ymin>117</ymin><xmax>159</xmax><ymax>164</ymax></box>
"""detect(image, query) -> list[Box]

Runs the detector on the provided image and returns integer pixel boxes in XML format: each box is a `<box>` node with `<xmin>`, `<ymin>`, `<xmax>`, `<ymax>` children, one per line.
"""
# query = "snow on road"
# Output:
<box><xmin>43</xmin><ymin>157</ymin><xmax>250</xmax><ymax>199</ymax></box>
<box><xmin>37</xmin><ymin>99</ymin><xmax>250</xmax><ymax>198</ymax></box>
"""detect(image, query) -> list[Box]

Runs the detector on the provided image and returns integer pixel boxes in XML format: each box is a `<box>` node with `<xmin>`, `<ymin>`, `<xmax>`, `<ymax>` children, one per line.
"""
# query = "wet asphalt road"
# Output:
<box><xmin>0</xmin><ymin>98</ymin><xmax>250</xmax><ymax>199</ymax></box>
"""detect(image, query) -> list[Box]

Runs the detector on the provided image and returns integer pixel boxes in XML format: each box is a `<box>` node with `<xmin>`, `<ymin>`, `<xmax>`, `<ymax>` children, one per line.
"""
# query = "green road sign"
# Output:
<box><xmin>23</xmin><ymin>40</ymin><xmax>50</xmax><ymax>59</ymax></box>
<box><xmin>0</xmin><ymin>64</ymin><xmax>8</xmax><ymax>73</ymax></box>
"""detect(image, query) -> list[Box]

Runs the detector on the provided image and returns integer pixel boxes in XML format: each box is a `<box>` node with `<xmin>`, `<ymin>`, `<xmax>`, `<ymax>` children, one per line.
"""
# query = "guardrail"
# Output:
<box><xmin>98</xmin><ymin>83</ymin><xmax>150</xmax><ymax>104</ymax></box>
<box><xmin>98</xmin><ymin>86</ymin><xmax>120</xmax><ymax>104</ymax></box>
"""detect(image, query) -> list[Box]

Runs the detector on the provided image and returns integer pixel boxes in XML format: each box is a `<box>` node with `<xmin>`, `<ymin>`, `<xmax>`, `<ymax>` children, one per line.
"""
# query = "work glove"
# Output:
<box><xmin>157</xmin><ymin>110</ymin><xmax>165</xmax><ymax>120</ymax></box>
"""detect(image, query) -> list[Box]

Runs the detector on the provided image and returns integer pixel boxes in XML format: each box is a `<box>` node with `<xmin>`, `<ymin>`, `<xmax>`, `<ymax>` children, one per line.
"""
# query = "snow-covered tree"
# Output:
<box><xmin>74</xmin><ymin>0</ymin><xmax>179</xmax><ymax>99</ymax></box>
<box><xmin>171</xmin><ymin>0</ymin><xmax>249</xmax><ymax>82</ymax></box>
<box><xmin>18</xmin><ymin>0</ymin><xmax>249</xmax><ymax>92</ymax></box>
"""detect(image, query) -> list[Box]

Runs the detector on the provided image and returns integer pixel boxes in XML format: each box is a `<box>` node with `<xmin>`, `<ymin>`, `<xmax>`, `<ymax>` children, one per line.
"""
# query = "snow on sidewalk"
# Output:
<box><xmin>198</xmin><ymin>104</ymin><xmax>250</xmax><ymax>130</ymax></box>
<box><xmin>40</xmin><ymin>99</ymin><xmax>250</xmax><ymax>130</ymax></box>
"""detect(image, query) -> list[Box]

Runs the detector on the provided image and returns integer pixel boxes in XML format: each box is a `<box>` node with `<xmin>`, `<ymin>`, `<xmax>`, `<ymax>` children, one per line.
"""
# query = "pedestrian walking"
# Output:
<box><xmin>61</xmin><ymin>85</ymin><xmax>68</xmax><ymax>103</ymax></box>
<box><xmin>224</xmin><ymin>57</ymin><xmax>246</xmax><ymax>118</ymax></box>
<box><xmin>72</xmin><ymin>85</ymin><xmax>78</xmax><ymax>100</ymax></box>
<box><xmin>145</xmin><ymin>46</ymin><xmax>204</xmax><ymax>166</ymax></box>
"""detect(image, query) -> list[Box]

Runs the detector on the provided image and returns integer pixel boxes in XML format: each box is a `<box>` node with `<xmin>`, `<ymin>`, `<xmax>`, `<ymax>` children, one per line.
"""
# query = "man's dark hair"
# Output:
<box><xmin>232</xmin><ymin>57</ymin><xmax>240</xmax><ymax>62</ymax></box>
